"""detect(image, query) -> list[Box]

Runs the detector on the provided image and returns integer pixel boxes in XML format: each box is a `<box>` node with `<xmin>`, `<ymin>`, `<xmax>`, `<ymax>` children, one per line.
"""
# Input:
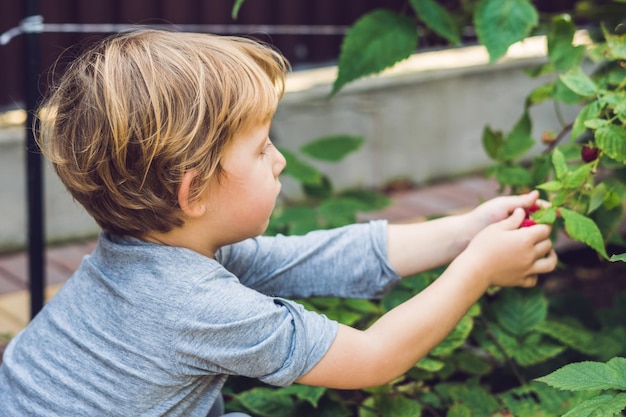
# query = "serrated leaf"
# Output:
<box><xmin>502</xmin><ymin>111</ymin><xmax>535</xmax><ymax>160</ymax></box>
<box><xmin>300</xmin><ymin>135</ymin><xmax>364</xmax><ymax>162</ymax></box>
<box><xmin>535</xmin><ymin>319</ymin><xmax>599</xmax><ymax>355</ymax></box>
<box><xmin>536</xmin><ymin>360</ymin><xmax>626</xmax><ymax>391</ymax></box>
<box><xmin>565</xmin><ymin>163</ymin><xmax>592</xmax><ymax>188</ymax></box>
<box><xmin>332</xmin><ymin>9</ymin><xmax>417</xmax><ymax>96</ymax></box>
<box><xmin>561</xmin><ymin>208</ymin><xmax>608</xmax><ymax>259</ymax></box>
<box><xmin>438</xmin><ymin>384</ymin><xmax>500</xmax><ymax>417</ymax></box>
<box><xmin>547</xmin><ymin>14</ymin><xmax>586</xmax><ymax>72</ymax></box>
<box><xmin>375</xmin><ymin>394</ymin><xmax>422</xmax><ymax>417</ymax></box>
<box><xmin>279</xmin><ymin>147</ymin><xmax>322</xmax><ymax>185</ymax></box>
<box><xmin>409</xmin><ymin>0</ymin><xmax>460</xmax><ymax>45</ymax></box>
<box><xmin>493</xmin><ymin>287</ymin><xmax>547</xmax><ymax>336</ymax></box>
<box><xmin>474</xmin><ymin>0</ymin><xmax>538</xmax><ymax>62</ymax></box>
<box><xmin>589</xmin><ymin>182</ymin><xmax>608</xmax><ymax>213</ymax></box>
<box><xmin>571</xmin><ymin>100</ymin><xmax>602</xmax><ymax>141</ymax></box>
<box><xmin>595</xmin><ymin>124</ymin><xmax>626</xmax><ymax>164</ymax></box>
<box><xmin>559</xmin><ymin>68</ymin><xmax>598</xmax><ymax>98</ymax></box>
<box><xmin>562</xmin><ymin>393</ymin><xmax>626</xmax><ymax>417</ymax></box>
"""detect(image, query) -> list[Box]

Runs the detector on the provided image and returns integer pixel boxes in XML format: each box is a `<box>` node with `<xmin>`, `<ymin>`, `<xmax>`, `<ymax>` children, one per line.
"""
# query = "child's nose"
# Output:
<box><xmin>274</xmin><ymin>147</ymin><xmax>286</xmax><ymax>175</ymax></box>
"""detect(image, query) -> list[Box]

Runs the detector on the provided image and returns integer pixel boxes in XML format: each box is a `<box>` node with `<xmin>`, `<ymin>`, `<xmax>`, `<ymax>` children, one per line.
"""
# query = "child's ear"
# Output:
<box><xmin>178</xmin><ymin>170</ymin><xmax>206</xmax><ymax>218</ymax></box>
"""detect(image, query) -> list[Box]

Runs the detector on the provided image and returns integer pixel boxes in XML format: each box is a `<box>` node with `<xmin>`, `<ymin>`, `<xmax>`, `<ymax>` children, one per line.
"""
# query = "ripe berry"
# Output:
<box><xmin>520</xmin><ymin>218</ymin><xmax>537</xmax><ymax>228</ymax></box>
<box><xmin>581</xmin><ymin>144</ymin><xmax>599</xmax><ymax>163</ymax></box>
<box><xmin>525</xmin><ymin>204</ymin><xmax>540</xmax><ymax>215</ymax></box>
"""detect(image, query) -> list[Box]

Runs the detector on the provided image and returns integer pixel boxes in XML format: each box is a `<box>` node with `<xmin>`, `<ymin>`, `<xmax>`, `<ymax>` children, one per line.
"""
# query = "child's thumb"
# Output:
<box><xmin>503</xmin><ymin>207</ymin><xmax>526</xmax><ymax>229</ymax></box>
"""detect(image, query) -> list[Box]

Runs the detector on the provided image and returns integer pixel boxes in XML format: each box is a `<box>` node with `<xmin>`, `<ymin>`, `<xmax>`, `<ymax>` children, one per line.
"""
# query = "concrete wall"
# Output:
<box><xmin>0</xmin><ymin>35</ymin><xmax>582</xmax><ymax>251</ymax></box>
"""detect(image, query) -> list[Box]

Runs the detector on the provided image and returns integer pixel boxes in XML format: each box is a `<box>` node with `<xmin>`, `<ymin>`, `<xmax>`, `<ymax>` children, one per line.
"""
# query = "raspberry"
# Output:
<box><xmin>581</xmin><ymin>144</ymin><xmax>599</xmax><ymax>163</ymax></box>
<box><xmin>525</xmin><ymin>204</ymin><xmax>540</xmax><ymax>215</ymax></box>
<box><xmin>520</xmin><ymin>218</ymin><xmax>536</xmax><ymax>228</ymax></box>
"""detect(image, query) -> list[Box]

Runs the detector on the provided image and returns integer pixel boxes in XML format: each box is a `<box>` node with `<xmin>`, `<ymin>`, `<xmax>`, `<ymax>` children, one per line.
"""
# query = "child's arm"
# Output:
<box><xmin>296</xmin><ymin>205</ymin><xmax>557</xmax><ymax>389</ymax></box>
<box><xmin>387</xmin><ymin>190</ymin><xmax>542</xmax><ymax>276</ymax></box>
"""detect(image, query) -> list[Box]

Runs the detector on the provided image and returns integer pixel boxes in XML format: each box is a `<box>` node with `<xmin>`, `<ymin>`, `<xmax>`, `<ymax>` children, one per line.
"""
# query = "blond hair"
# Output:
<box><xmin>38</xmin><ymin>29</ymin><xmax>289</xmax><ymax>237</ymax></box>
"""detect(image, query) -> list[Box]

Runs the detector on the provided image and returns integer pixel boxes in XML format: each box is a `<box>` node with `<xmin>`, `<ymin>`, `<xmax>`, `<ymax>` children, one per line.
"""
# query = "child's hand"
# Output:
<box><xmin>457</xmin><ymin>207</ymin><xmax>557</xmax><ymax>288</ymax></box>
<box><xmin>465</xmin><ymin>190</ymin><xmax>543</xmax><ymax>236</ymax></box>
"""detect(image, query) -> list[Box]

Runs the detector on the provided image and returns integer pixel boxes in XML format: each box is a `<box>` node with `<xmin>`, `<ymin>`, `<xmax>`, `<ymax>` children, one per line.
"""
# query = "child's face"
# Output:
<box><xmin>206</xmin><ymin>121</ymin><xmax>286</xmax><ymax>244</ymax></box>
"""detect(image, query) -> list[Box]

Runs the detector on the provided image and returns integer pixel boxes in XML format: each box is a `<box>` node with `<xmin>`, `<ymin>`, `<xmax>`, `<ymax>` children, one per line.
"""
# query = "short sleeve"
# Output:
<box><xmin>172</xmin><ymin>271</ymin><xmax>337</xmax><ymax>387</ymax></box>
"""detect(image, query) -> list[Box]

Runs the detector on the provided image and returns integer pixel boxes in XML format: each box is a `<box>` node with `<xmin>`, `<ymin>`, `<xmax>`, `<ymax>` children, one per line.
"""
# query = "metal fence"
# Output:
<box><xmin>0</xmin><ymin>0</ymin><xmax>405</xmax><ymax>110</ymax></box>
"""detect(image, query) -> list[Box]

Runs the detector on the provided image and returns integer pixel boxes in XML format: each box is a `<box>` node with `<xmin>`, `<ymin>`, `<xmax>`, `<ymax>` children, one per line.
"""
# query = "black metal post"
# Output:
<box><xmin>23</xmin><ymin>0</ymin><xmax>45</xmax><ymax>319</ymax></box>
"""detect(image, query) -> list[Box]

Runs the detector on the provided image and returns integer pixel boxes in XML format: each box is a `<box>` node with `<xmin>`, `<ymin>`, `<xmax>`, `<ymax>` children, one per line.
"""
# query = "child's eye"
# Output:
<box><xmin>260</xmin><ymin>142</ymin><xmax>273</xmax><ymax>156</ymax></box>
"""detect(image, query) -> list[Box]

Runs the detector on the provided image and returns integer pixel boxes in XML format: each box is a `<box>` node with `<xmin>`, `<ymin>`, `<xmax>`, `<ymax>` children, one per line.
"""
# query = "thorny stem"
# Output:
<box><xmin>479</xmin><ymin>315</ymin><xmax>528</xmax><ymax>387</ymax></box>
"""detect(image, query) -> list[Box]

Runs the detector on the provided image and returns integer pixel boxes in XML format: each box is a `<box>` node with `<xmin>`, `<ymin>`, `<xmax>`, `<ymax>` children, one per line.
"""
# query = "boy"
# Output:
<box><xmin>0</xmin><ymin>30</ymin><xmax>557</xmax><ymax>416</ymax></box>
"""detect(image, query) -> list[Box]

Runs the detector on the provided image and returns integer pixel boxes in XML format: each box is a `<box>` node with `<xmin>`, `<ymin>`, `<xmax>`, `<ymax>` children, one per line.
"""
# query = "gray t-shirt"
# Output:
<box><xmin>0</xmin><ymin>221</ymin><xmax>400</xmax><ymax>416</ymax></box>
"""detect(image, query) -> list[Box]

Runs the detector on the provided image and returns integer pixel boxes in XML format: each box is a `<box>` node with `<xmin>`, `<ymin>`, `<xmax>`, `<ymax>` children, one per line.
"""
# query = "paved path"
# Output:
<box><xmin>0</xmin><ymin>175</ymin><xmax>581</xmax><ymax>336</ymax></box>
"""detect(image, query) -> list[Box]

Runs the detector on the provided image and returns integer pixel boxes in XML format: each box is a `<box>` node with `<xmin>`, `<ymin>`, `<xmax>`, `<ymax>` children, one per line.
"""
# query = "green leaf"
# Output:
<box><xmin>431</xmin><ymin>314</ymin><xmax>473</xmax><ymax>356</ymax></box>
<box><xmin>482</xmin><ymin>125</ymin><xmax>504</xmax><ymax>160</ymax></box>
<box><xmin>610</xmin><ymin>252</ymin><xmax>626</xmax><ymax>262</ymax></box>
<box><xmin>553</xmin><ymin>77</ymin><xmax>588</xmax><ymax>104</ymax></box>
<box><xmin>595</xmin><ymin>124</ymin><xmax>626</xmax><ymax>164</ymax></box>
<box><xmin>318</xmin><ymin>197</ymin><xmax>362</xmax><ymax>227</ymax></box>
<box><xmin>562</xmin><ymin>393</ymin><xmax>626</xmax><ymax>417</ymax></box>
<box><xmin>447</xmin><ymin>403</ymin><xmax>472</xmax><ymax>417</ymax></box>
<box><xmin>339</xmin><ymin>189</ymin><xmax>391</xmax><ymax>212</ymax></box>
<box><xmin>559</xmin><ymin>68</ymin><xmax>598</xmax><ymax>98</ymax></box>
<box><xmin>535</xmin><ymin>319</ymin><xmax>599</xmax><ymax>356</ymax></box>
<box><xmin>409</xmin><ymin>0</ymin><xmax>460</xmax><ymax>45</ymax></box>
<box><xmin>279</xmin><ymin>147</ymin><xmax>322</xmax><ymax>185</ymax></box>
<box><xmin>300</xmin><ymin>135</ymin><xmax>364</xmax><ymax>162</ymax></box>
<box><xmin>501</xmin><ymin>111</ymin><xmax>535</xmax><ymax>160</ymax></box>
<box><xmin>571</xmin><ymin>100</ymin><xmax>603</xmax><ymax>141</ymax></box>
<box><xmin>281</xmin><ymin>385</ymin><xmax>326</xmax><ymax>408</ymax></box>
<box><xmin>547</xmin><ymin>14</ymin><xmax>586</xmax><ymax>71</ymax></box>
<box><xmin>495</xmin><ymin>165</ymin><xmax>534</xmax><ymax>186</ymax></box>
<box><xmin>552</xmin><ymin>147</ymin><xmax>569</xmax><ymax>180</ymax></box>
<box><xmin>415</xmin><ymin>356</ymin><xmax>445</xmax><ymax>372</ymax></box>
<box><xmin>561</xmin><ymin>208</ymin><xmax>608</xmax><ymax>259</ymax></box>
<box><xmin>375</xmin><ymin>394</ymin><xmax>422</xmax><ymax>417</ymax></box>
<box><xmin>474</xmin><ymin>0</ymin><xmax>539</xmax><ymax>62</ymax></box>
<box><xmin>236</xmin><ymin>387</ymin><xmax>296</xmax><ymax>417</ymax></box>
<box><xmin>493</xmin><ymin>287</ymin><xmax>547</xmax><ymax>336</ymax></box>
<box><xmin>547</xmin><ymin>14</ymin><xmax>585</xmax><ymax>71</ymax></box>
<box><xmin>513</xmin><ymin>333</ymin><xmax>566</xmax><ymax>366</ymax></box>
<box><xmin>536</xmin><ymin>359</ymin><xmax>626</xmax><ymax>391</ymax></box>
<box><xmin>332</xmin><ymin>9</ymin><xmax>417</xmax><ymax>96</ymax></box>
<box><xmin>604</xmin><ymin>27</ymin><xmax>626</xmax><ymax>60</ymax></box>
<box><xmin>533</xmin><ymin>206</ymin><xmax>557</xmax><ymax>224</ymax></box>
<box><xmin>437</xmin><ymin>384</ymin><xmax>500</xmax><ymax>417</ymax></box>
<box><xmin>564</xmin><ymin>163</ymin><xmax>592</xmax><ymax>188</ymax></box>
<box><xmin>526</xmin><ymin>82</ymin><xmax>554</xmax><ymax>107</ymax></box>
<box><xmin>454</xmin><ymin>351</ymin><xmax>492</xmax><ymax>376</ymax></box>
<box><xmin>537</xmin><ymin>180</ymin><xmax>563</xmax><ymax>192</ymax></box>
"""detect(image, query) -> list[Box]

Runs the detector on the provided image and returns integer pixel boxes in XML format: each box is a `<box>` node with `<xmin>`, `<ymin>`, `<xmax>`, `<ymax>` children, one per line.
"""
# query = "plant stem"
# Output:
<box><xmin>543</xmin><ymin>123</ymin><xmax>573</xmax><ymax>155</ymax></box>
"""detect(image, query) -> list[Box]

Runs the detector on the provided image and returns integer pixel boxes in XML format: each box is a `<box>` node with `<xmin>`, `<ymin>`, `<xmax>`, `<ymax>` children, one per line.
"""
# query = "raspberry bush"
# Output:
<box><xmin>227</xmin><ymin>1</ymin><xmax>626</xmax><ymax>416</ymax></box>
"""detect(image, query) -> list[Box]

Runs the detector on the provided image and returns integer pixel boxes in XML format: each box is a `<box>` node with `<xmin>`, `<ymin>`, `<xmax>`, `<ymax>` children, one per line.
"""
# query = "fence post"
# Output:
<box><xmin>22</xmin><ymin>0</ymin><xmax>45</xmax><ymax>319</ymax></box>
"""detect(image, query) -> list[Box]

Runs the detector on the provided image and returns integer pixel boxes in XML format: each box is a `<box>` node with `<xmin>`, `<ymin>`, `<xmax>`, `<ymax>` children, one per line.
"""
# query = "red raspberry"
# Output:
<box><xmin>520</xmin><ymin>218</ymin><xmax>536</xmax><ymax>228</ymax></box>
<box><xmin>525</xmin><ymin>204</ymin><xmax>540</xmax><ymax>215</ymax></box>
<box><xmin>581</xmin><ymin>144</ymin><xmax>599</xmax><ymax>163</ymax></box>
